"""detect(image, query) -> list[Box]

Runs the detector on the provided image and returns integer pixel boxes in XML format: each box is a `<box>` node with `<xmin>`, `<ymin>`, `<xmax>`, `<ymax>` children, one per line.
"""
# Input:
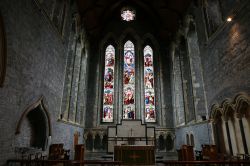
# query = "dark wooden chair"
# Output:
<box><xmin>48</xmin><ymin>144</ymin><xmax>69</xmax><ymax>160</ymax></box>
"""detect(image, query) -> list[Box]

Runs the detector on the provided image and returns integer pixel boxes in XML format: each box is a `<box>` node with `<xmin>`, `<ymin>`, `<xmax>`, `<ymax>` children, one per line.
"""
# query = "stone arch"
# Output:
<box><xmin>234</xmin><ymin>93</ymin><xmax>250</xmax><ymax>154</ymax></box>
<box><xmin>158</xmin><ymin>134</ymin><xmax>165</xmax><ymax>151</ymax></box>
<box><xmin>100</xmin><ymin>32</ymin><xmax>118</xmax><ymax>51</ymax></box>
<box><xmin>119</xmin><ymin>27</ymin><xmax>141</xmax><ymax>46</ymax></box>
<box><xmin>210</xmin><ymin>104</ymin><xmax>223</xmax><ymax>121</ymax></box>
<box><xmin>210</xmin><ymin>103</ymin><xmax>227</xmax><ymax>154</ymax></box>
<box><xmin>102</xmin><ymin>133</ymin><xmax>108</xmax><ymax>150</ymax></box>
<box><xmin>223</xmin><ymin>98</ymin><xmax>241</xmax><ymax>155</ymax></box>
<box><xmin>186</xmin><ymin>133</ymin><xmax>190</xmax><ymax>145</ymax></box>
<box><xmin>190</xmin><ymin>133</ymin><xmax>195</xmax><ymax>147</ymax></box>
<box><xmin>15</xmin><ymin>96</ymin><xmax>51</xmax><ymax>150</ymax></box>
<box><xmin>210</xmin><ymin>93</ymin><xmax>250</xmax><ymax>155</ymax></box>
<box><xmin>85</xmin><ymin>132</ymin><xmax>93</xmax><ymax>151</ymax></box>
<box><xmin>177</xmin><ymin>35</ymin><xmax>196</xmax><ymax>123</ymax></box>
<box><xmin>234</xmin><ymin>93</ymin><xmax>250</xmax><ymax>116</ymax></box>
<box><xmin>141</xmin><ymin>33</ymin><xmax>160</xmax><ymax>52</ymax></box>
<box><xmin>94</xmin><ymin>132</ymin><xmax>102</xmax><ymax>150</ymax></box>
<box><xmin>221</xmin><ymin>99</ymin><xmax>235</xmax><ymax>119</ymax></box>
<box><xmin>165</xmin><ymin>132</ymin><xmax>174</xmax><ymax>151</ymax></box>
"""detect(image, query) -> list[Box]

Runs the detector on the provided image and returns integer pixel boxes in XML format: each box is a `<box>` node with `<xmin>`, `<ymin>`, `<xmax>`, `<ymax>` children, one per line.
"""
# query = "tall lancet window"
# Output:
<box><xmin>123</xmin><ymin>41</ymin><xmax>135</xmax><ymax>119</ymax></box>
<box><xmin>144</xmin><ymin>46</ymin><xmax>156</xmax><ymax>122</ymax></box>
<box><xmin>102</xmin><ymin>45</ymin><xmax>115</xmax><ymax>122</ymax></box>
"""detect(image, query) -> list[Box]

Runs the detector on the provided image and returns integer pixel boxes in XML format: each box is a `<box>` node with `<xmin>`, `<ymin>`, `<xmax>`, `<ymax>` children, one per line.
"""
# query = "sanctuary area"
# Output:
<box><xmin>0</xmin><ymin>0</ymin><xmax>250</xmax><ymax>165</ymax></box>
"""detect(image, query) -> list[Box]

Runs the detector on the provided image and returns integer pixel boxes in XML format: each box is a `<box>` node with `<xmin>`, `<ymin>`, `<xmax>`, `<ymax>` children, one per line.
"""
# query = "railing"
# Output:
<box><xmin>157</xmin><ymin>160</ymin><xmax>250</xmax><ymax>166</ymax></box>
<box><xmin>7</xmin><ymin>159</ymin><xmax>122</xmax><ymax>166</ymax></box>
<box><xmin>108</xmin><ymin>137</ymin><xmax>155</xmax><ymax>147</ymax></box>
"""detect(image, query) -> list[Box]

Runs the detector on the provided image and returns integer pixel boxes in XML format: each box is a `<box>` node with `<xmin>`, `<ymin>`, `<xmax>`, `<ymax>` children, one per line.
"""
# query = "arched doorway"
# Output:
<box><xmin>15</xmin><ymin>96</ymin><xmax>51</xmax><ymax>151</ymax></box>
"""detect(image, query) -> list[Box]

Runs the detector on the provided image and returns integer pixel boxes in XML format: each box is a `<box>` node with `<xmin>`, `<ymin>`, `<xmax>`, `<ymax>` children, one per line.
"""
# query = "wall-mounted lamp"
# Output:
<box><xmin>227</xmin><ymin>17</ymin><xmax>232</xmax><ymax>22</ymax></box>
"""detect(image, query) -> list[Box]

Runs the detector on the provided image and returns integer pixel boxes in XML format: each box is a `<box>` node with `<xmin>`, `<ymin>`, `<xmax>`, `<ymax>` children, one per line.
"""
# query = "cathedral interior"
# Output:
<box><xmin>0</xmin><ymin>0</ymin><xmax>250</xmax><ymax>165</ymax></box>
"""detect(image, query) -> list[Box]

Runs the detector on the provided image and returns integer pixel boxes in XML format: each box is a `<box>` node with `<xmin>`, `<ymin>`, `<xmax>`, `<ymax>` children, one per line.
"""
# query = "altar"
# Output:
<box><xmin>107</xmin><ymin>120</ymin><xmax>155</xmax><ymax>153</ymax></box>
<box><xmin>114</xmin><ymin>145</ymin><xmax>155</xmax><ymax>165</ymax></box>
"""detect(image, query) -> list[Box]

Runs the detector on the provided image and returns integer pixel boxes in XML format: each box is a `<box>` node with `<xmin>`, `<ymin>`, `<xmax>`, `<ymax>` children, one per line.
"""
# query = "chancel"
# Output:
<box><xmin>1</xmin><ymin>0</ymin><xmax>250</xmax><ymax>165</ymax></box>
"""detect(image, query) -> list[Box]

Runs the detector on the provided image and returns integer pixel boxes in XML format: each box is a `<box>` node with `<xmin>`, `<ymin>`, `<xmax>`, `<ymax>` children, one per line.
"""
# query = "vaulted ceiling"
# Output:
<box><xmin>76</xmin><ymin>0</ymin><xmax>192</xmax><ymax>43</ymax></box>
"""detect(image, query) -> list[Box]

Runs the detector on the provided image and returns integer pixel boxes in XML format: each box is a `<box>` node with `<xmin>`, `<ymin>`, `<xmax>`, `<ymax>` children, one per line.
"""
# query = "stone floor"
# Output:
<box><xmin>84</xmin><ymin>151</ymin><xmax>178</xmax><ymax>166</ymax></box>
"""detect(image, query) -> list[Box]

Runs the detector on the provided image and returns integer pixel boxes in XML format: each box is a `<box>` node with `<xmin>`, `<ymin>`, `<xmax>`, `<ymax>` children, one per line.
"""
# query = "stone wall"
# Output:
<box><xmin>174</xmin><ymin>0</ymin><xmax>250</xmax><ymax>151</ymax></box>
<box><xmin>0</xmin><ymin>0</ymin><xmax>83</xmax><ymax>164</ymax></box>
<box><xmin>175</xmin><ymin>122</ymin><xmax>212</xmax><ymax>151</ymax></box>
<box><xmin>198</xmin><ymin>1</ymin><xmax>250</xmax><ymax>108</ymax></box>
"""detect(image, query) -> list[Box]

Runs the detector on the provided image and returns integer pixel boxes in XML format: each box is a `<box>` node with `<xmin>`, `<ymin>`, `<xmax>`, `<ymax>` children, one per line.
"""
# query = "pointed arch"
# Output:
<box><xmin>144</xmin><ymin>45</ymin><xmax>156</xmax><ymax>122</ymax></box>
<box><xmin>15</xmin><ymin>96</ymin><xmax>51</xmax><ymax>136</ymax></box>
<box><xmin>142</xmin><ymin>33</ymin><xmax>160</xmax><ymax>51</ymax></box>
<box><xmin>123</xmin><ymin>40</ymin><xmax>135</xmax><ymax>119</ymax></box>
<box><xmin>15</xmin><ymin>96</ymin><xmax>51</xmax><ymax>150</ymax></box>
<box><xmin>119</xmin><ymin>28</ymin><xmax>140</xmax><ymax>46</ymax></box>
<box><xmin>210</xmin><ymin>104</ymin><xmax>222</xmax><ymax>121</ymax></box>
<box><xmin>102</xmin><ymin>45</ymin><xmax>115</xmax><ymax>122</ymax></box>
<box><xmin>210</xmin><ymin>93</ymin><xmax>250</xmax><ymax>155</ymax></box>
<box><xmin>234</xmin><ymin>93</ymin><xmax>250</xmax><ymax>115</ymax></box>
<box><xmin>221</xmin><ymin>99</ymin><xmax>235</xmax><ymax>119</ymax></box>
<box><xmin>100</xmin><ymin>32</ymin><xmax>118</xmax><ymax>49</ymax></box>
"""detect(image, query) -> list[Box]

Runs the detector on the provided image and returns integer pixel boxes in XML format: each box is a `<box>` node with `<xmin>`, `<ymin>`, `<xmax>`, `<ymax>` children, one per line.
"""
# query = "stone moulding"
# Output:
<box><xmin>15</xmin><ymin>96</ymin><xmax>52</xmax><ymax>136</ymax></box>
<box><xmin>0</xmin><ymin>11</ymin><xmax>7</xmax><ymax>87</ymax></box>
<box><xmin>210</xmin><ymin>93</ymin><xmax>250</xmax><ymax>121</ymax></box>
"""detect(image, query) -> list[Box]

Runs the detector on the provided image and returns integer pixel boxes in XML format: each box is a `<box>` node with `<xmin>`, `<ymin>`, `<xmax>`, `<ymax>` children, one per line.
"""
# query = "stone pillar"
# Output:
<box><xmin>223</xmin><ymin>116</ymin><xmax>233</xmax><ymax>155</ymax></box>
<box><xmin>61</xmin><ymin>13</ymin><xmax>80</xmax><ymax>121</ymax></box>
<box><xmin>171</xmin><ymin>43</ymin><xmax>185</xmax><ymax>126</ymax></box>
<box><xmin>236</xmin><ymin>113</ymin><xmax>249</xmax><ymax>154</ymax></box>
<box><xmin>186</xmin><ymin>18</ymin><xmax>208</xmax><ymax>120</ymax></box>
<box><xmin>211</xmin><ymin>120</ymin><xmax>221</xmax><ymax>151</ymax></box>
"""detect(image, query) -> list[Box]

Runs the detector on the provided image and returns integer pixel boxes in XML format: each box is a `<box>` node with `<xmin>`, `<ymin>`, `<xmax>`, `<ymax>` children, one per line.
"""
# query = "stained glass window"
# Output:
<box><xmin>102</xmin><ymin>45</ymin><xmax>115</xmax><ymax>122</ymax></box>
<box><xmin>121</xmin><ymin>9</ymin><xmax>135</xmax><ymax>21</ymax></box>
<box><xmin>144</xmin><ymin>46</ymin><xmax>156</xmax><ymax>122</ymax></box>
<box><xmin>123</xmin><ymin>41</ymin><xmax>135</xmax><ymax>119</ymax></box>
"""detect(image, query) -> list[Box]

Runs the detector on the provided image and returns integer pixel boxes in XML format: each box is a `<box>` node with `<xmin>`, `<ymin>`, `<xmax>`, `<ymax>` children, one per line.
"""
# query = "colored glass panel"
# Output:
<box><xmin>121</xmin><ymin>9</ymin><xmax>135</xmax><ymax>21</ymax></box>
<box><xmin>144</xmin><ymin>46</ymin><xmax>156</xmax><ymax>122</ymax></box>
<box><xmin>102</xmin><ymin>45</ymin><xmax>115</xmax><ymax>122</ymax></box>
<box><xmin>123</xmin><ymin>41</ymin><xmax>135</xmax><ymax>119</ymax></box>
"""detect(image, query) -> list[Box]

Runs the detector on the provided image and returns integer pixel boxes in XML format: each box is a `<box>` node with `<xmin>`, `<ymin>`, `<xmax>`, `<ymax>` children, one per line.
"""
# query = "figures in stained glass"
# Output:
<box><xmin>123</xmin><ymin>87</ymin><xmax>134</xmax><ymax>105</ymax></box>
<box><xmin>102</xmin><ymin>45</ymin><xmax>115</xmax><ymax>122</ymax></box>
<box><xmin>123</xmin><ymin>105</ymin><xmax>135</xmax><ymax>119</ymax></box>
<box><xmin>144</xmin><ymin>46</ymin><xmax>156</xmax><ymax>122</ymax></box>
<box><xmin>144</xmin><ymin>54</ymin><xmax>153</xmax><ymax>67</ymax></box>
<box><xmin>145</xmin><ymin>90</ymin><xmax>154</xmax><ymax>105</ymax></box>
<box><xmin>144</xmin><ymin>68</ymin><xmax>154</xmax><ymax>89</ymax></box>
<box><xmin>102</xmin><ymin>43</ymin><xmax>156</xmax><ymax>122</ymax></box>
<box><xmin>103</xmin><ymin>106</ymin><xmax>113</xmax><ymax>122</ymax></box>
<box><xmin>124</xmin><ymin>50</ymin><xmax>134</xmax><ymax>67</ymax></box>
<box><xmin>145</xmin><ymin>106</ymin><xmax>155</xmax><ymax>121</ymax></box>
<box><xmin>104</xmin><ymin>81</ymin><xmax>113</xmax><ymax>89</ymax></box>
<box><xmin>104</xmin><ymin>68</ymin><xmax>114</xmax><ymax>82</ymax></box>
<box><xmin>124</xmin><ymin>67</ymin><xmax>135</xmax><ymax>84</ymax></box>
<box><xmin>123</xmin><ymin>41</ymin><xmax>136</xmax><ymax>119</ymax></box>
<box><xmin>105</xmin><ymin>52</ymin><xmax>115</xmax><ymax>66</ymax></box>
<box><xmin>103</xmin><ymin>89</ymin><xmax>113</xmax><ymax>105</ymax></box>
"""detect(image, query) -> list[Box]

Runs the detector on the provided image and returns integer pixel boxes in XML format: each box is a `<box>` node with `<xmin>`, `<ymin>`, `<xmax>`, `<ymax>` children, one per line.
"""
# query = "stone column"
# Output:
<box><xmin>223</xmin><ymin>116</ymin><xmax>233</xmax><ymax>155</ymax></box>
<box><xmin>171</xmin><ymin>43</ymin><xmax>185</xmax><ymax>126</ymax></box>
<box><xmin>236</xmin><ymin>113</ymin><xmax>249</xmax><ymax>154</ymax></box>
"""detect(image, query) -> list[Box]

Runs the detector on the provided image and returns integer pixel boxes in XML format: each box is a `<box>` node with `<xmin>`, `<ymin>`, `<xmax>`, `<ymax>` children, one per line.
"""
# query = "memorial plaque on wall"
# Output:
<box><xmin>0</xmin><ymin>11</ymin><xmax>6</xmax><ymax>87</ymax></box>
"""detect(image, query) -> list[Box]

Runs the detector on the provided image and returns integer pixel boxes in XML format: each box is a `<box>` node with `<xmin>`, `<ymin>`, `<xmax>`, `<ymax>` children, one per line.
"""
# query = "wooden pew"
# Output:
<box><xmin>201</xmin><ymin>144</ymin><xmax>217</xmax><ymax>160</ymax></box>
<box><xmin>177</xmin><ymin>145</ymin><xmax>194</xmax><ymax>161</ymax></box>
